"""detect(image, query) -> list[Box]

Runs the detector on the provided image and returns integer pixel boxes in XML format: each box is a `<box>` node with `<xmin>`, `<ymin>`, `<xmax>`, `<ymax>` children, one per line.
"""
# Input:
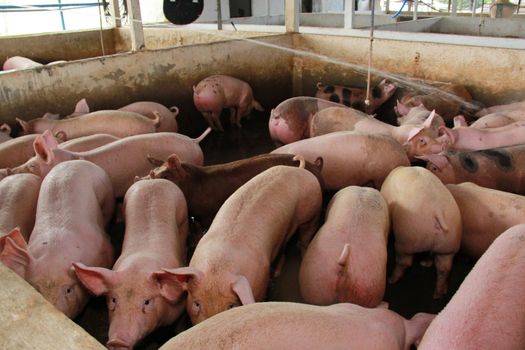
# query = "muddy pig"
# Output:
<box><xmin>315</xmin><ymin>79</ymin><xmax>397</xmax><ymax>115</ymax></box>
<box><xmin>268</xmin><ymin>96</ymin><xmax>344</xmax><ymax>145</ymax></box>
<box><xmin>0</xmin><ymin>174</ymin><xmax>42</xmax><ymax>242</ymax></box>
<box><xmin>446</xmin><ymin>182</ymin><xmax>525</xmax><ymax>258</ymax></box>
<box><xmin>144</xmin><ymin>153</ymin><xmax>323</xmax><ymax>228</ymax></box>
<box><xmin>159</xmin><ymin>302</ymin><xmax>435</xmax><ymax>350</ymax></box>
<box><xmin>380</xmin><ymin>166</ymin><xmax>462</xmax><ymax>299</ymax></box>
<box><xmin>0</xmin><ymin>160</ymin><xmax>115</xmax><ymax>318</ymax></box>
<box><xmin>272</xmin><ymin>131</ymin><xmax>410</xmax><ymax>190</ymax></box>
<box><xmin>419</xmin><ymin>224</ymin><xmax>525</xmax><ymax>349</ymax></box>
<box><xmin>422</xmin><ymin>145</ymin><xmax>525</xmax><ymax>194</ymax></box>
<box><xmin>193</xmin><ymin>74</ymin><xmax>263</xmax><ymax>131</ymax></box>
<box><xmin>73</xmin><ymin>179</ymin><xmax>188</xmax><ymax>349</ymax></box>
<box><xmin>156</xmin><ymin>164</ymin><xmax>322</xmax><ymax>325</ymax></box>
<box><xmin>299</xmin><ymin>186</ymin><xmax>389</xmax><ymax>307</ymax></box>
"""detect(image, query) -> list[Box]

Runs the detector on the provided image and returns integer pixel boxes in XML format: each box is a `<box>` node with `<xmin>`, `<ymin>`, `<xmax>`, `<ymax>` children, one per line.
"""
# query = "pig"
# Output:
<box><xmin>422</xmin><ymin>145</ymin><xmax>525</xmax><ymax>194</ymax></box>
<box><xmin>308</xmin><ymin>106</ymin><xmax>445</xmax><ymax>146</ymax></box>
<box><xmin>272</xmin><ymin>131</ymin><xmax>410</xmax><ymax>190</ymax></box>
<box><xmin>144</xmin><ymin>152</ymin><xmax>324</xmax><ymax>228</ymax></box>
<box><xmin>17</xmin><ymin>110</ymin><xmax>160</xmax><ymax>139</ymax></box>
<box><xmin>380</xmin><ymin>166</ymin><xmax>462</xmax><ymax>299</ymax></box>
<box><xmin>73</xmin><ymin>179</ymin><xmax>188</xmax><ymax>349</ymax></box>
<box><xmin>268</xmin><ymin>96</ymin><xmax>345</xmax><ymax>145</ymax></box>
<box><xmin>476</xmin><ymin>99</ymin><xmax>525</xmax><ymax>117</ymax></box>
<box><xmin>0</xmin><ymin>124</ymin><xmax>12</xmax><ymax>143</ymax></box>
<box><xmin>0</xmin><ymin>134</ymin><xmax>42</xmax><ymax>170</ymax></box>
<box><xmin>397</xmin><ymin>81</ymin><xmax>474</xmax><ymax>122</ymax></box>
<box><xmin>119</xmin><ymin>101</ymin><xmax>180</xmax><ymax>132</ymax></box>
<box><xmin>3</xmin><ymin>133</ymin><xmax>120</xmax><ymax>183</ymax></box>
<box><xmin>418</xmin><ymin>224</ymin><xmax>525</xmax><ymax>349</ymax></box>
<box><xmin>315</xmin><ymin>79</ymin><xmax>397</xmax><ymax>114</ymax></box>
<box><xmin>299</xmin><ymin>186</ymin><xmax>389</xmax><ymax>307</ymax></box>
<box><xmin>7</xmin><ymin>128</ymin><xmax>210</xmax><ymax>197</ymax></box>
<box><xmin>155</xmin><ymin>164</ymin><xmax>323</xmax><ymax>324</ymax></box>
<box><xmin>2</xmin><ymin>56</ymin><xmax>43</xmax><ymax>70</ymax></box>
<box><xmin>159</xmin><ymin>302</ymin><xmax>435</xmax><ymax>350</ymax></box>
<box><xmin>193</xmin><ymin>74</ymin><xmax>264</xmax><ymax>131</ymax></box>
<box><xmin>0</xmin><ymin>174</ymin><xmax>42</xmax><ymax>242</ymax></box>
<box><xmin>404</xmin><ymin>111</ymin><xmax>525</xmax><ymax>160</ymax></box>
<box><xmin>446</xmin><ymin>182</ymin><xmax>525</xmax><ymax>258</ymax></box>
<box><xmin>0</xmin><ymin>160</ymin><xmax>115</xmax><ymax>318</ymax></box>
<box><xmin>470</xmin><ymin>109</ymin><xmax>525</xmax><ymax>129</ymax></box>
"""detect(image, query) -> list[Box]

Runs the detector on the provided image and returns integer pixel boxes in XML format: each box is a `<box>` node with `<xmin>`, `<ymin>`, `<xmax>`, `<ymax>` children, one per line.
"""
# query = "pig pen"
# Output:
<box><xmin>1</xmin><ymin>29</ymin><xmax>524</xmax><ymax>349</ymax></box>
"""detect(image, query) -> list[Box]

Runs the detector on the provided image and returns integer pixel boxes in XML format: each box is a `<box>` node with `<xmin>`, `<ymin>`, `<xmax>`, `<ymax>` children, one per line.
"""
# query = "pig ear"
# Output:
<box><xmin>231</xmin><ymin>275</ymin><xmax>255</xmax><ymax>305</ymax></box>
<box><xmin>0</xmin><ymin>227</ymin><xmax>27</xmax><ymax>254</ymax></box>
<box><xmin>395</xmin><ymin>100</ymin><xmax>410</xmax><ymax>116</ymax></box>
<box><xmin>16</xmin><ymin>118</ymin><xmax>29</xmax><ymax>133</ymax></box>
<box><xmin>33</xmin><ymin>131</ymin><xmax>57</xmax><ymax>165</ymax></box>
<box><xmin>0</xmin><ymin>123</ymin><xmax>11</xmax><ymax>135</ymax></box>
<box><xmin>156</xmin><ymin>267</ymin><xmax>204</xmax><ymax>302</ymax></box>
<box><xmin>423</xmin><ymin>110</ymin><xmax>436</xmax><ymax>129</ymax></box>
<box><xmin>74</xmin><ymin>98</ymin><xmax>90</xmax><ymax>114</ymax></box>
<box><xmin>314</xmin><ymin>157</ymin><xmax>324</xmax><ymax>172</ymax></box>
<box><xmin>0</xmin><ymin>228</ymin><xmax>31</xmax><ymax>278</ymax></box>
<box><xmin>406</xmin><ymin>126</ymin><xmax>425</xmax><ymax>143</ymax></box>
<box><xmin>167</xmin><ymin>154</ymin><xmax>182</xmax><ymax>170</ymax></box>
<box><xmin>72</xmin><ymin>262</ymin><xmax>112</xmax><ymax>296</ymax></box>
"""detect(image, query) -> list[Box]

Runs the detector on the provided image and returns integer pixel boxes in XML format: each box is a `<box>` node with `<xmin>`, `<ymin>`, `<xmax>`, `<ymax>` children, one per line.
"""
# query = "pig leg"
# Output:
<box><xmin>389</xmin><ymin>252</ymin><xmax>413</xmax><ymax>284</ymax></box>
<box><xmin>432</xmin><ymin>253</ymin><xmax>454</xmax><ymax>299</ymax></box>
<box><xmin>229</xmin><ymin>107</ymin><xmax>241</xmax><ymax>128</ymax></box>
<box><xmin>209</xmin><ymin>111</ymin><xmax>224</xmax><ymax>132</ymax></box>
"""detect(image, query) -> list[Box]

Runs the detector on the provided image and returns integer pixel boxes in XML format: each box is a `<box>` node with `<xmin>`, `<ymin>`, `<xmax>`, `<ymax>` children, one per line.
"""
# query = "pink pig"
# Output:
<box><xmin>156</xmin><ymin>164</ymin><xmax>323</xmax><ymax>325</ymax></box>
<box><xmin>272</xmin><ymin>131</ymin><xmax>410</xmax><ymax>190</ymax></box>
<box><xmin>193</xmin><ymin>74</ymin><xmax>264</xmax><ymax>131</ymax></box>
<box><xmin>0</xmin><ymin>173</ymin><xmax>42</xmax><ymax>241</ymax></box>
<box><xmin>7</xmin><ymin>128</ymin><xmax>210</xmax><ymax>197</ymax></box>
<box><xmin>380</xmin><ymin>166</ymin><xmax>462</xmax><ymax>299</ymax></box>
<box><xmin>2</xmin><ymin>56</ymin><xmax>43</xmax><ymax>70</ymax></box>
<box><xmin>0</xmin><ymin>160</ymin><xmax>115</xmax><ymax>318</ymax></box>
<box><xmin>73</xmin><ymin>179</ymin><xmax>188</xmax><ymax>349</ymax></box>
<box><xmin>0</xmin><ymin>134</ymin><xmax>42</xmax><ymax>170</ymax></box>
<box><xmin>419</xmin><ymin>224</ymin><xmax>525</xmax><ymax>349</ymax></box>
<box><xmin>119</xmin><ymin>101</ymin><xmax>180</xmax><ymax>132</ymax></box>
<box><xmin>299</xmin><ymin>186</ymin><xmax>390</xmax><ymax>307</ymax></box>
<box><xmin>159</xmin><ymin>302</ymin><xmax>435</xmax><ymax>350</ymax></box>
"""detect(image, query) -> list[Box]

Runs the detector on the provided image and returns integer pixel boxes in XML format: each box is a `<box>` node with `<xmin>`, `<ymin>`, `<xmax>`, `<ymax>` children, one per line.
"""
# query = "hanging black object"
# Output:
<box><xmin>164</xmin><ymin>0</ymin><xmax>204</xmax><ymax>25</ymax></box>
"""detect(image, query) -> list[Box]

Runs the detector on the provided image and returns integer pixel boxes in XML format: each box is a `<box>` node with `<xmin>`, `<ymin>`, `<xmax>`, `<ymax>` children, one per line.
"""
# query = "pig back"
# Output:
<box><xmin>0</xmin><ymin>134</ymin><xmax>40</xmax><ymax>169</ymax></box>
<box><xmin>0</xmin><ymin>173</ymin><xmax>42</xmax><ymax>240</ymax></box>
<box><xmin>299</xmin><ymin>186</ymin><xmax>389</xmax><ymax>307</ymax></box>
<box><xmin>446</xmin><ymin>182</ymin><xmax>525</xmax><ymax>258</ymax></box>
<box><xmin>418</xmin><ymin>224</ymin><xmax>525</xmax><ymax>349</ymax></box>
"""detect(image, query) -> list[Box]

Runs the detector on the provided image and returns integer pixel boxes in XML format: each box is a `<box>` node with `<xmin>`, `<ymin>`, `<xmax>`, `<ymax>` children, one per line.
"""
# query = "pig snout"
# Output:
<box><xmin>107</xmin><ymin>337</ymin><xmax>132</xmax><ymax>350</ymax></box>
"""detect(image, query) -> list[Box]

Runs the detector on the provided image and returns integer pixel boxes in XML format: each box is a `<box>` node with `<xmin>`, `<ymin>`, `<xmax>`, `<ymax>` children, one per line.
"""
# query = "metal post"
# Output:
<box><xmin>413</xmin><ymin>0</ymin><xmax>418</xmax><ymax>19</ymax></box>
<box><xmin>109</xmin><ymin>0</ymin><xmax>121</xmax><ymax>27</ymax></box>
<box><xmin>126</xmin><ymin>0</ymin><xmax>145</xmax><ymax>51</ymax></box>
<box><xmin>217</xmin><ymin>0</ymin><xmax>222</xmax><ymax>30</ymax></box>
<box><xmin>285</xmin><ymin>0</ymin><xmax>300</xmax><ymax>33</ymax></box>
<box><xmin>58</xmin><ymin>0</ymin><xmax>65</xmax><ymax>30</ymax></box>
<box><xmin>472</xmin><ymin>0</ymin><xmax>478</xmax><ymax>15</ymax></box>
<box><xmin>451</xmin><ymin>0</ymin><xmax>458</xmax><ymax>15</ymax></box>
<box><xmin>344</xmin><ymin>0</ymin><xmax>355</xmax><ymax>29</ymax></box>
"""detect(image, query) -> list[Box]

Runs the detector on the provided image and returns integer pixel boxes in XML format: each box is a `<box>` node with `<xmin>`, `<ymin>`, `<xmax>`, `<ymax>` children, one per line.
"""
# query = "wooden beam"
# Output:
<box><xmin>285</xmin><ymin>0</ymin><xmax>300</xmax><ymax>33</ymax></box>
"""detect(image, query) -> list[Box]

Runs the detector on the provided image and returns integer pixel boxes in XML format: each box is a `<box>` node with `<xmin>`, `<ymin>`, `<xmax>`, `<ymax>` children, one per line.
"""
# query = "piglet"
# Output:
<box><xmin>446</xmin><ymin>182</ymin><xmax>525</xmax><ymax>258</ymax></box>
<box><xmin>422</xmin><ymin>144</ymin><xmax>525</xmax><ymax>194</ymax></box>
<box><xmin>144</xmin><ymin>152</ymin><xmax>324</xmax><ymax>228</ymax></box>
<box><xmin>380</xmin><ymin>166</ymin><xmax>462</xmax><ymax>299</ymax></box>
<box><xmin>268</xmin><ymin>96</ymin><xmax>344</xmax><ymax>145</ymax></box>
<box><xmin>2</xmin><ymin>56</ymin><xmax>43</xmax><ymax>70</ymax></box>
<box><xmin>8</xmin><ymin>128</ymin><xmax>210</xmax><ymax>197</ymax></box>
<box><xmin>159</xmin><ymin>302</ymin><xmax>435</xmax><ymax>350</ymax></box>
<box><xmin>315</xmin><ymin>79</ymin><xmax>397</xmax><ymax>114</ymax></box>
<box><xmin>73</xmin><ymin>179</ymin><xmax>188</xmax><ymax>349</ymax></box>
<box><xmin>0</xmin><ymin>160</ymin><xmax>115</xmax><ymax>318</ymax></box>
<box><xmin>299</xmin><ymin>186</ymin><xmax>389</xmax><ymax>307</ymax></box>
<box><xmin>193</xmin><ymin>74</ymin><xmax>264</xmax><ymax>131</ymax></box>
<box><xmin>0</xmin><ymin>174</ymin><xmax>42</xmax><ymax>241</ymax></box>
<box><xmin>17</xmin><ymin>110</ymin><xmax>160</xmax><ymax>139</ymax></box>
<box><xmin>156</xmin><ymin>163</ymin><xmax>323</xmax><ymax>324</ymax></box>
<box><xmin>272</xmin><ymin>131</ymin><xmax>410</xmax><ymax>190</ymax></box>
<box><xmin>419</xmin><ymin>224</ymin><xmax>525</xmax><ymax>349</ymax></box>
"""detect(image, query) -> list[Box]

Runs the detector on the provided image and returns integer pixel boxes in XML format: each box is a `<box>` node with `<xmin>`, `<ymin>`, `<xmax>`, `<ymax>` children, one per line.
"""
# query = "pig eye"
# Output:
<box><xmin>109</xmin><ymin>297</ymin><xmax>117</xmax><ymax>311</ymax></box>
<box><xmin>419</xmin><ymin>138</ymin><xmax>427</xmax><ymax>146</ymax></box>
<box><xmin>142</xmin><ymin>298</ymin><xmax>153</xmax><ymax>313</ymax></box>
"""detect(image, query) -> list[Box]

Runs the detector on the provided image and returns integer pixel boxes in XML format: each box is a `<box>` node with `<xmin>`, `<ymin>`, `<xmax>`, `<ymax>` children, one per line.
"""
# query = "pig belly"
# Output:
<box><xmin>0</xmin><ymin>174</ymin><xmax>41</xmax><ymax>241</ymax></box>
<box><xmin>418</xmin><ymin>224</ymin><xmax>525</xmax><ymax>349</ymax></box>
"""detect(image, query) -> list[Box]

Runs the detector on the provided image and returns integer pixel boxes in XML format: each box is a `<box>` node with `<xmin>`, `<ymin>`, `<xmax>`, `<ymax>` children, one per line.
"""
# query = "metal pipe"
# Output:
<box><xmin>217</xmin><ymin>0</ymin><xmax>222</xmax><ymax>30</ymax></box>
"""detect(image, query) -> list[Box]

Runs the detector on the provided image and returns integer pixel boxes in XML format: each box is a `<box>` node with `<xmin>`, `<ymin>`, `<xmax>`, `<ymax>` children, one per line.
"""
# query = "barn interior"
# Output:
<box><xmin>1</xmin><ymin>0</ymin><xmax>524</xmax><ymax>349</ymax></box>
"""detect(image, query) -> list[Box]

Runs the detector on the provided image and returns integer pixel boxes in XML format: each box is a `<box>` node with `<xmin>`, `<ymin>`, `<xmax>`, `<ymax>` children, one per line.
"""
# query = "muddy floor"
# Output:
<box><xmin>75</xmin><ymin>108</ymin><xmax>476</xmax><ymax>349</ymax></box>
